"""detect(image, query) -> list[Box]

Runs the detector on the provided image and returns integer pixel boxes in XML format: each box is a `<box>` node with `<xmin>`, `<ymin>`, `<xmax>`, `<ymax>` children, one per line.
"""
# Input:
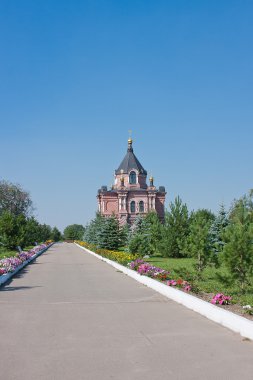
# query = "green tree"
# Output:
<box><xmin>144</xmin><ymin>211</ymin><xmax>162</xmax><ymax>255</ymax></box>
<box><xmin>38</xmin><ymin>224</ymin><xmax>52</xmax><ymax>242</ymax></box>
<box><xmin>184</xmin><ymin>209</ymin><xmax>215</xmax><ymax>274</ymax></box>
<box><xmin>128</xmin><ymin>215</ymin><xmax>147</xmax><ymax>255</ymax></box>
<box><xmin>128</xmin><ymin>212</ymin><xmax>162</xmax><ymax>256</ymax></box>
<box><xmin>0</xmin><ymin>211</ymin><xmax>27</xmax><ymax>249</ymax></box>
<box><xmin>50</xmin><ymin>227</ymin><xmax>62</xmax><ymax>242</ymax></box>
<box><xmin>98</xmin><ymin>215</ymin><xmax>121</xmax><ymax>250</ymax></box>
<box><xmin>84</xmin><ymin>213</ymin><xmax>104</xmax><ymax>245</ymax></box>
<box><xmin>159</xmin><ymin>196</ymin><xmax>189</xmax><ymax>258</ymax></box>
<box><xmin>209</xmin><ymin>204</ymin><xmax>229</xmax><ymax>254</ymax></box>
<box><xmin>0</xmin><ymin>180</ymin><xmax>33</xmax><ymax>217</ymax></box>
<box><xmin>222</xmin><ymin>190</ymin><xmax>253</xmax><ymax>291</ymax></box>
<box><xmin>22</xmin><ymin>217</ymin><xmax>41</xmax><ymax>246</ymax></box>
<box><xmin>119</xmin><ymin>223</ymin><xmax>129</xmax><ymax>248</ymax></box>
<box><xmin>64</xmin><ymin>224</ymin><xmax>85</xmax><ymax>240</ymax></box>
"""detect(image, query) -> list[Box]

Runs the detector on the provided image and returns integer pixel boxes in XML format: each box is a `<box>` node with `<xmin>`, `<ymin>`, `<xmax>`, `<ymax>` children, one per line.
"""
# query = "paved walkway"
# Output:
<box><xmin>1</xmin><ymin>243</ymin><xmax>253</xmax><ymax>380</ymax></box>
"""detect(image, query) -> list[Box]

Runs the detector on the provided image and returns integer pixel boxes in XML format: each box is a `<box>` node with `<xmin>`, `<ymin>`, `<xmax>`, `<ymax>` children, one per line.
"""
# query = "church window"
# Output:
<box><xmin>129</xmin><ymin>171</ymin><xmax>137</xmax><ymax>184</ymax></box>
<box><xmin>139</xmin><ymin>201</ymin><xmax>144</xmax><ymax>213</ymax></box>
<box><xmin>130</xmin><ymin>201</ymin><xmax>136</xmax><ymax>213</ymax></box>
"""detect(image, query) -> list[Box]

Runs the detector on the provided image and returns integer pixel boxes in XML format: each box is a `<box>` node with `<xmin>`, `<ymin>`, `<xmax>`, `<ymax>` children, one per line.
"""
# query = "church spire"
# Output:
<box><xmin>115</xmin><ymin>134</ymin><xmax>147</xmax><ymax>175</ymax></box>
<box><xmin>128</xmin><ymin>130</ymin><xmax>133</xmax><ymax>152</ymax></box>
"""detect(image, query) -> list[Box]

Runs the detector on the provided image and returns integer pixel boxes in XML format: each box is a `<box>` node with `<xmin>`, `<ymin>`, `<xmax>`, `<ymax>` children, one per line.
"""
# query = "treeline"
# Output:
<box><xmin>84</xmin><ymin>190</ymin><xmax>253</xmax><ymax>291</ymax></box>
<box><xmin>0</xmin><ymin>180</ymin><xmax>62</xmax><ymax>249</ymax></box>
<box><xmin>63</xmin><ymin>224</ymin><xmax>85</xmax><ymax>241</ymax></box>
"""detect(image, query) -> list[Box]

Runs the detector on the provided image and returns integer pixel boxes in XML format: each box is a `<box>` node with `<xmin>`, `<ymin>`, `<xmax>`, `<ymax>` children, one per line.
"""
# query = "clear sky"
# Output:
<box><xmin>0</xmin><ymin>0</ymin><xmax>252</xmax><ymax>231</ymax></box>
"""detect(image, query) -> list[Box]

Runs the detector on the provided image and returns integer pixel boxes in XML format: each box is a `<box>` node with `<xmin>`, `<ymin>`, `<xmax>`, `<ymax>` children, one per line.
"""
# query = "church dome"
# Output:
<box><xmin>115</xmin><ymin>139</ymin><xmax>147</xmax><ymax>175</ymax></box>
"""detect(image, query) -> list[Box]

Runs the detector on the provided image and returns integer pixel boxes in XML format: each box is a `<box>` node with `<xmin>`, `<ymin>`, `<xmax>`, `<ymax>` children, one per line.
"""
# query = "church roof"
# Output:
<box><xmin>115</xmin><ymin>139</ymin><xmax>147</xmax><ymax>175</ymax></box>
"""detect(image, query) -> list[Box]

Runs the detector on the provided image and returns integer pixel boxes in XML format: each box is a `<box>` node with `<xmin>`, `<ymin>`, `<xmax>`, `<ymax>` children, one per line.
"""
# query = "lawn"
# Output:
<box><xmin>0</xmin><ymin>248</ymin><xmax>17</xmax><ymax>260</ymax></box>
<box><xmin>146</xmin><ymin>256</ymin><xmax>253</xmax><ymax>307</ymax></box>
<box><xmin>0</xmin><ymin>246</ymin><xmax>35</xmax><ymax>260</ymax></box>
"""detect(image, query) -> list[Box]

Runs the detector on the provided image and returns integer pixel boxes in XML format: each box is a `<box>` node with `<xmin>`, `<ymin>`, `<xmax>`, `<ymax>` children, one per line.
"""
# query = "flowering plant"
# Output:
<box><xmin>135</xmin><ymin>262</ymin><xmax>170</xmax><ymax>280</ymax></box>
<box><xmin>0</xmin><ymin>244</ymin><xmax>48</xmax><ymax>276</ymax></box>
<box><xmin>76</xmin><ymin>241</ymin><xmax>139</xmax><ymax>265</ymax></box>
<box><xmin>128</xmin><ymin>259</ymin><xmax>145</xmax><ymax>271</ymax></box>
<box><xmin>211</xmin><ymin>293</ymin><xmax>232</xmax><ymax>305</ymax></box>
<box><xmin>128</xmin><ymin>259</ymin><xmax>190</xmax><ymax>290</ymax></box>
<box><xmin>167</xmin><ymin>279</ymin><xmax>191</xmax><ymax>292</ymax></box>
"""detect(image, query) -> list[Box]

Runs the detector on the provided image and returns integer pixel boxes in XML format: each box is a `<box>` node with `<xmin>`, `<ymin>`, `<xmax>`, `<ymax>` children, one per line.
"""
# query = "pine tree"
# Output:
<box><xmin>144</xmin><ymin>211</ymin><xmax>162</xmax><ymax>255</ymax></box>
<box><xmin>209</xmin><ymin>204</ymin><xmax>229</xmax><ymax>254</ymax></box>
<box><xmin>98</xmin><ymin>215</ymin><xmax>120</xmax><ymax>250</ymax></box>
<box><xmin>183</xmin><ymin>209</ymin><xmax>214</xmax><ymax>273</ymax></box>
<box><xmin>223</xmin><ymin>222</ymin><xmax>253</xmax><ymax>292</ymax></box>
<box><xmin>159</xmin><ymin>196</ymin><xmax>189</xmax><ymax>258</ymax></box>
<box><xmin>127</xmin><ymin>215</ymin><xmax>146</xmax><ymax>254</ymax></box>
<box><xmin>119</xmin><ymin>223</ymin><xmax>129</xmax><ymax>248</ymax></box>
<box><xmin>127</xmin><ymin>212</ymin><xmax>162</xmax><ymax>256</ymax></box>
<box><xmin>222</xmin><ymin>191</ymin><xmax>253</xmax><ymax>291</ymax></box>
<box><xmin>84</xmin><ymin>213</ymin><xmax>104</xmax><ymax>246</ymax></box>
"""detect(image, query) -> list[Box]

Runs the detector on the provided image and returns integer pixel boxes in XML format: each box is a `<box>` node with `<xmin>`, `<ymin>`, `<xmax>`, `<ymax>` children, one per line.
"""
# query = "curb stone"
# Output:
<box><xmin>75</xmin><ymin>243</ymin><xmax>253</xmax><ymax>341</ymax></box>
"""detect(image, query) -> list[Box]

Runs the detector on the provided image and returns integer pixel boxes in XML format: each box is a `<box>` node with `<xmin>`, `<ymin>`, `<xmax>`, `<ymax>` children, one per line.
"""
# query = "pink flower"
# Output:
<box><xmin>211</xmin><ymin>293</ymin><xmax>231</xmax><ymax>305</ymax></box>
<box><xmin>184</xmin><ymin>285</ymin><xmax>191</xmax><ymax>292</ymax></box>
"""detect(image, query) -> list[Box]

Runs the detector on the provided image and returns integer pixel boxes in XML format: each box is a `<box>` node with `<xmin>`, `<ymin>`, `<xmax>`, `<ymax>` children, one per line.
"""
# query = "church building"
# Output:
<box><xmin>97</xmin><ymin>137</ymin><xmax>166</xmax><ymax>225</ymax></box>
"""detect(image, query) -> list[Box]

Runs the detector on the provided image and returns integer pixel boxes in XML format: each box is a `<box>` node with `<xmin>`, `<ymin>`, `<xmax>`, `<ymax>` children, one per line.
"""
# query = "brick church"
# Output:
<box><xmin>97</xmin><ymin>137</ymin><xmax>166</xmax><ymax>225</ymax></box>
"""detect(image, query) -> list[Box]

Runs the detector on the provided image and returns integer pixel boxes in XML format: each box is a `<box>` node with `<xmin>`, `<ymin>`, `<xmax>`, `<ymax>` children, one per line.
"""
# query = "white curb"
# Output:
<box><xmin>0</xmin><ymin>243</ymin><xmax>54</xmax><ymax>287</ymax></box>
<box><xmin>75</xmin><ymin>243</ymin><xmax>253</xmax><ymax>340</ymax></box>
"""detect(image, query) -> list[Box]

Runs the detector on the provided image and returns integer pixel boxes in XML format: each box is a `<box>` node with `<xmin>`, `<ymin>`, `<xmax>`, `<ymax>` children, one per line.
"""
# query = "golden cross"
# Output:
<box><xmin>128</xmin><ymin>129</ymin><xmax>132</xmax><ymax>138</ymax></box>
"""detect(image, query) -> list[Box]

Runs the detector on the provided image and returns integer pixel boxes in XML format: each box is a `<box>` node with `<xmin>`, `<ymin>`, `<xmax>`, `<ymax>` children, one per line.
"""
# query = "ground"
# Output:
<box><xmin>1</xmin><ymin>243</ymin><xmax>253</xmax><ymax>380</ymax></box>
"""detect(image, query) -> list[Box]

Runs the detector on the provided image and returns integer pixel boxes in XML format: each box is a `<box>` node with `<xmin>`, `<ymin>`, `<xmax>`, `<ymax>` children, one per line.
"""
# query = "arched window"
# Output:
<box><xmin>139</xmin><ymin>201</ymin><xmax>144</xmax><ymax>213</ymax></box>
<box><xmin>129</xmin><ymin>171</ymin><xmax>137</xmax><ymax>184</ymax></box>
<box><xmin>130</xmin><ymin>201</ymin><xmax>136</xmax><ymax>213</ymax></box>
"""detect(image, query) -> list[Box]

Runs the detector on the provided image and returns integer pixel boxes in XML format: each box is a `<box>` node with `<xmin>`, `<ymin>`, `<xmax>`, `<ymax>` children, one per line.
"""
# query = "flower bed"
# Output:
<box><xmin>76</xmin><ymin>242</ymin><xmax>253</xmax><ymax>339</ymax></box>
<box><xmin>211</xmin><ymin>293</ymin><xmax>232</xmax><ymax>305</ymax></box>
<box><xmin>128</xmin><ymin>259</ymin><xmax>191</xmax><ymax>292</ymax></box>
<box><xmin>76</xmin><ymin>242</ymin><xmax>234</xmax><ymax>309</ymax></box>
<box><xmin>0</xmin><ymin>244</ymin><xmax>48</xmax><ymax>276</ymax></box>
<box><xmin>75</xmin><ymin>241</ymin><xmax>139</xmax><ymax>265</ymax></box>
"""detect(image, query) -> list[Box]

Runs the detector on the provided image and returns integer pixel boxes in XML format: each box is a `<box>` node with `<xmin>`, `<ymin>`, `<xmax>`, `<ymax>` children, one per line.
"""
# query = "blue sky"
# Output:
<box><xmin>0</xmin><ymin>0</ymin><xmax>252</xmax><ymax>231</ymax></box>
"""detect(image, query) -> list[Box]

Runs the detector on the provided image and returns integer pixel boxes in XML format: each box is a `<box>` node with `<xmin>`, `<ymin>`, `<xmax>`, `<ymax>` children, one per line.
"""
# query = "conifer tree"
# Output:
<box><xmin>128</xmin><ymin>212</ymin><xmax>162</xmax><ymax>256</ymax></box>
<box><xmin>222</xmin><ymin>190</ymin><xmax>253</xmax><ymax>291</ymax></box>
<box><xmin>128</xmin><ymin>215</ymin><xmax>146</xmax><ymax>254</ymax></box>
<box><xmin>84</xmin><ymin>213</ymin><xmax>103</xmax><ymax>245</ymax></box>
<box><xmin>159</xmin><ymin>196</ymin><xmax>189</xmax><ymax>258</ymax></box>
<box><xmin>183</xmin><ymin>209</ymin><xmax>215</xmax><ymax>273</ymax></box>
<box><xmin>98</xmin><ymin>215</ymin><xmax>121</xmax><ymax>250</ymax></box>
<box><xmin>209</xmin><ymin>204</ymin><xmax>229</xmax><ymax>254</ymax></box>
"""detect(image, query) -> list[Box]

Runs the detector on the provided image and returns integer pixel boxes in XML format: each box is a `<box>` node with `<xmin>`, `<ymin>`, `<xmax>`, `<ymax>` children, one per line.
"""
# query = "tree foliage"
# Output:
<box><xmin>0</xmin><ymin>212</ymin><xmax>26</xmax><ymax>249</ymax></box>
<box><xmin>84</xmin><ymin>213</ymin><xmax>125</xmax><ymax>250</ymax></box>
<box><xmin>64</xmin><ymin>224</ymin><xmax>85</xmax><ymax>240</ymax></box>
<box><xmin>0</xmin><ymin>180</ymin><xmax>33</xmax><ymax>217</ymax></box>
<box><xmin>128</xmin><ymin>212</ymin><xmax>162</xmax><ymax>256</ymax></box>
<box><xmin>209</xmin><ymin>204</ymin><xmax>229</xmax><ymax>254</ymax></box>
<box><xmin>0</xmin><ymin>179</ymin><xmax>61</xmax><ymax>249</ymax></box>
<box><xmin>222</xmin><ymin>191</ymin><xmax>253</xmax><ymax>291</ymax></box>
<box><xmin>183</xmin><ymin>209</ymin><xmax>215</xmax><ymax>273</ymax></box>
<box><xmin>50</xmin><ymin>227</ymin><xmax>62</xmax><ymax>242</ymax></box>
<box><xmin>159</xmin><ymin>196</ymin><xmax>189</xmax><ymax>258</ymax></box>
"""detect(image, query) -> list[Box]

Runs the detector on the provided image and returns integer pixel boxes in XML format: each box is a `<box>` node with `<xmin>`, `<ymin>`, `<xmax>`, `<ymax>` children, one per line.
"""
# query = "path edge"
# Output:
<box><xmin>75</xmin><ymin>243</ymin><xmax>253</xmax><ymax>340</ymax></box>
<box><xmin>0</xmin><ymin>243</ymin><xmax>54</xmax><ymax>287</ymax></box>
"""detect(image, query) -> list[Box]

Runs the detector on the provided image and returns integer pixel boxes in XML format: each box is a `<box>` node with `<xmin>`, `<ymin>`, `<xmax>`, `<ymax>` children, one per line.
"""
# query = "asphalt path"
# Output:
<box><xmin>1</xmin><ymin>243</ymin><xmax>253</xmax><ymax>380</ymax></box>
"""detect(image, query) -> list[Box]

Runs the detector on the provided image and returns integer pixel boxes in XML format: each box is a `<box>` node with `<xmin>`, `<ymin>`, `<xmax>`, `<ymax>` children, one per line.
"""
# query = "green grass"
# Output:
<box><xmin>0</xmin><ymin>245</ymin><xmax>35</xmax><ymax>260</ymax></box>
<box><xmin>146</xmin><ymin>256</ymin><xmax>253</xmax><ymax>306</ymax></box>
<box><xmin>0</xmin><ymin>248</ymin><xmax>17</xmax><ymax>260</ymax></box>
